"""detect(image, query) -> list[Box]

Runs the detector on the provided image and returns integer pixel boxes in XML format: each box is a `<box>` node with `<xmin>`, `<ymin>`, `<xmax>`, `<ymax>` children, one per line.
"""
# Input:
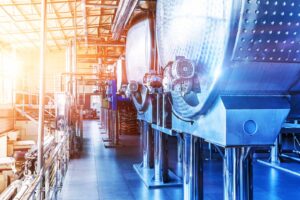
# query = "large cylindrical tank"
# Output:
<box><xmin>157</xmin><ymin>0</ymin><xmax>300</xmax><ymax>119</ymax></box>
<box><xmin>126</xmin><ymin>17</ymin><xmax>155</xmax><ymax>84</ymax></box>
<box><xmin>125</xmin><ymin>17</ymin><xmax>156</xmax><ymax>113</ymax></box>
<box><xmin>116</xmin><ymin>58</ymin><xmax>127</xmax><ymax>92</ymax></box>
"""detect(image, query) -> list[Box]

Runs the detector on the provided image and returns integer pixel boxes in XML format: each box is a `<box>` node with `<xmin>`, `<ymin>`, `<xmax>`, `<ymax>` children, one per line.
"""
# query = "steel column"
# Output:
<box><xmin>37</xmin><ymin>0</ymin><xmax>47</xmax><ymax>199</ymax></box>
<box><xmin>223</xmin><ymin>147</ymin><xmax>253</xmax><ymax>200</ymax></box>
<box><xmin>153</xmin><ymin>130</ymin><xmax>168</xmax><ymax>182</ymax></box>
<box><xmin>183</xmin><ymin>134</ymin><xmax>203</xmax><ymax>200</ymax></box>
<box><xmin>142</xmin><ymin>121</ymin><xmax>154</xmax><ymax>168</ymax></box>
<box><xmin>271</xmin><ymin>137</ymin><xmax>280</xmax><ymax>163</ymax></box>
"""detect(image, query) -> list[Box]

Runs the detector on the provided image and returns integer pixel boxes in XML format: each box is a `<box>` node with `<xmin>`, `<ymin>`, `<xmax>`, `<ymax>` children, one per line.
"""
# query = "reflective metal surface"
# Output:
<box><xmin>116</xmin><ymin>58</ymin><xmax>127</xmax><ymax>91</ymax></box>
<box><xmin>183</xmin><ymin>134</ymin><xmax>203</xmax><ymax>200</ymax></box>
<box><xmin>126</xmin><ymin>19</ymin><xmax>153</xmax><ymax>83</ymax></box>
<box><xmin>141</xmin><ymin>121</ymin><xmax>154</xmax><ymax>168</ymax></box>
<box><xmin>172</xmin><ymin>96</ymin><xmax>290</xmax><ymax>146</ymax></box>
<box><xmin>223</xmin><ymin>147</ymin><xmax>253</xmax><ymax>200</ymax></box>
<box><xmin>154</xmin><ymin>130</ymin><xmax>168</xmax><ymax>183</ymax></box>
<box><xmin>157</xmin><ymin>0</ymin><xmax>300</xmax><ymax>117</ymax></box>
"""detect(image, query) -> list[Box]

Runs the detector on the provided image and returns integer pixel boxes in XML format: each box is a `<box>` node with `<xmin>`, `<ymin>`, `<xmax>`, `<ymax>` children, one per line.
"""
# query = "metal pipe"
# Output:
<box><xmin>112</xmin><ymin>110</ymin><xmax>118</xmax><ymax>145</ymax></box>
<box><xmin>153</xmin><ymin>93</ymin><xmax>168</xmax><ymax>182</ymax></box>
<box><xmin>153</xmin><ymin>130</ymin><xmax>163</xmax><ymax>182</ymax></box>
<box><xmin>86</xmin><ymin>3</ymin><xmax>118</xmax><ymax>9</ymax></box>
<box><xmin>13</xmin><ymin>177</ymin><xmax>35</xmax><ymax>200</ymax></box>
<box><xmin>0</xmin><ymin>180</ymin><xmax>22</xmax><ymax>200</ymax></box>
<box><xmin>112</xmin><ymin>0</ymin><xmax>138</xmax><ymax>40</ymax></box>
<box><xmin>36</xmin><ymin>2</ymin><xmax>47</xmax><ymax>198</ymax></box>
<box><xmin>223</xmin><ymin>147</ymin><xmax>253</xmax><ymax>200</ymax></box>
<box><xmin>82</xmin><ymin>42</ymin><xmax>125</xmax><ymax>47</ymax></box>
<box><xmin>37</xmin><ymin>0</ymin><xmax>47</xmax><ymax>181</ymax></box>
<box><xmin>79</xmin><ymin>105</ymin><xmax>84</xmax><ymax>141</ymax></box>
<box><xmin>142</xmin><ymin>121</ymin><xmax>154</xmax><ymax>168</ymax></box>
<box><xmin>16</xmin><ymin>135</ymin><xmax>68</xmax><ymax>200</ymax></box>
<box><xmin>81</xmin><ymin>0</ymin><xmax>88</xmax><ymax>47</ymax></box>
<box><xmin>61</xmin><ymin>72</ymin><xmax>99</xmax><ymax>76</ymax></box>
<box><xmin>271</xmin><ymin>137</ymin><xmax>280</xmax><ymax>163</ymax></box>
<box><xmin>183</xmin><ymin>134</ymin><xmax>203</xmax><ymax>200</ymax></box>
<box><xmin>177</xmin><ymin>134</ymin><xmax>183</xmax><ymax>163</ymax></box>
<box><xmin>72</xmin><ymin>38</ymin><xmax>77</xmax><ymax>103</ymax></box>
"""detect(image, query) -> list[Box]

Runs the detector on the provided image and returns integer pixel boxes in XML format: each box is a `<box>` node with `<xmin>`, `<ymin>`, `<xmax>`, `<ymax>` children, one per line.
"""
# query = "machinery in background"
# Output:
<box><xmin>125</xmin><ymin>14</ymin><xmax>181</xmax><ymax>188</ymax></box>
<box><xmin>156</xmin><ymin>0</ymin><xmax>300</xmax><ymax>199</ymax></box>
<box><xmin>100</xmin><ymin>57</ymin><xmax>139</xmax><ymax>147</ymax></box>
<box><xmin>258</xmin><ymin>95</ymin><xmax>300</xmax><ymax>175</ymax></box>
<box><xmin>82</xmin><ymin>109</ymin><xmax>97</xmax><ymax>119</ymax></box>
<box><xmin>101</xmin><ymin>79</ymin><xmax>123</xmax><ymax>148</ymax></box>
<box><xmin>0</xmin><ymin>131</ymin><xmax>69</xmax><ymax>200</ymax></box>
<box><xmin>116</xmin><ymin>57</ymin><xmax>139</xmax><ymax>136</ymax></box>
<box><xmin>0</xmin><ymin>92</ymin><xmax>70</xmax><ymax>200</ymax></box>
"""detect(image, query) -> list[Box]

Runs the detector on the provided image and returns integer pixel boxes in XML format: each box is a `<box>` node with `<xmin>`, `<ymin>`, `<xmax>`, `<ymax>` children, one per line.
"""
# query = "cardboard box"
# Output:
<box><xmin>0</xmin><ymin>135</ymin><xmax>7</xmax><ymax>158</ymax></box>
<box><xmin>0</xmin><ymin>174</ymin><xmax>8</xmax><ymax>193</ymax></box>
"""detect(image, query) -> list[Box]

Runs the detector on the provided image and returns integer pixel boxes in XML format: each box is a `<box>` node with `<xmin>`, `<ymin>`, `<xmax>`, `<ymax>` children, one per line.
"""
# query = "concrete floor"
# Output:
<box><xmin>60</xmin><ymin>120</ymin><xmax>300</xmax><ymax>200</ymax></box>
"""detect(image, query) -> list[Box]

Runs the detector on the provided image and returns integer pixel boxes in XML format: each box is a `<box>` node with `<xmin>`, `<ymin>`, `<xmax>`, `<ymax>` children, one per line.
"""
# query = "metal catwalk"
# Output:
<box><xmin>59</xmin><ymin>120</ymin><xmax>300</xmax><ymax>200</ymax></box>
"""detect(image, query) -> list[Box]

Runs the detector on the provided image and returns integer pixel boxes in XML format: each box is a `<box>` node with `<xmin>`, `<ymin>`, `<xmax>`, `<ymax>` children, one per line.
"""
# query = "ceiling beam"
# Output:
<box><xmin>0</xmin><ymin>5</ymin><xmax>39</xmax><ymax>48</ymax></box>
<box><xmin>50</xmin><ymin>0</ymin><xmax>67</xmax><ymax>42</ymax></box>
<box><xmin>0</xmin><ymin>24</ymin><xmax>102</xmax><ymax>35</ymax></box>
<box><xmin>0</xmin><ymin>0</ymin><xmax>118</xmax><ymax>6</ymax></box>
<box><xmin>77</xmin><ymin>54</ymin><xmax>119</xmax><ymax>59</ymax></box>
<box><xmin>31</xmin><ymin>0</ymin><xmax>61</xmax><ymax>49</ymax></box>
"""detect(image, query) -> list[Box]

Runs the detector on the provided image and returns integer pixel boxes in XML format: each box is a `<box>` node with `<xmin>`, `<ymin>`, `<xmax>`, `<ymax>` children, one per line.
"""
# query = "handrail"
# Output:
<box><xmin>14</xmin><ymin>135</ymin><xmax>67</xmax><ymax>200</ymax></box>
<box><xmin>15</xmin><ymin>106</ymin><xmax>38</xmax><ymax>124</ymax></box>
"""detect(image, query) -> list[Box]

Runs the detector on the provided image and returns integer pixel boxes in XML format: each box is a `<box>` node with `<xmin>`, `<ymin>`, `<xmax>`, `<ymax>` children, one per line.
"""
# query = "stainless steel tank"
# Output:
<box><xmin>156</xmin><ymin>1</ymin><xmax>299</xmax><ymax>199</ymax></box>
<box><xmin>126</xmin><ymin>18</ymin><xmax>154</xmax><ymax>84</ymax></box>
<box><xmin>126</xmin><ymin>17</ymin><xmax>182</xmax><ymax>188</ymax></box>
<box><xmin>116</xmin><ymin>58</ymin><xmax>127</xmax><ymax>93</ymax></box>
<box><xmin>157</xmin><ymin>0</ymin><xmax>300</xmax><ymax>118</ymax></box>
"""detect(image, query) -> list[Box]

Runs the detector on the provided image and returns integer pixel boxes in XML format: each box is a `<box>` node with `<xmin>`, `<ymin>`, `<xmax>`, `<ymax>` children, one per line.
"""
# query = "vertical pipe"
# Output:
<box><xmin>112</xmin><ymin>110</ymin><xmax>118</xmax><ymax>144</ymax></box>
<box><xmin>271</xmin><ymin>137</ymin><xmax>280</xmax><ymax>163</ymax></box>
<box><xmin>177</xmin><ymin>134</ymin><xmax>183</xmax><ymax>163</ymax></box>
<box><xmin>142</xmin><ymin>121</ymin><xmax>147</xmax><ymax>167</ymax></box>
<box><xmin>81</xmin><ymin>0</ymin><xmax>88</xmax><ymax>47</ymax></box>
<box><xmin>183</xmin><ymin>134</ymin><xmax>203</xmax><ymax>200</ymax></box>
<box><xmin>154</xmin><ymin>93</ymin><xmax>162</xmax><ymax>182</ymax></box>
<box><xmin>72</xmin><ymin>38</ymin><xmax>77</xmax><ymax>103</ymax></box>
<box><xmin>162</xmin><ymin>94</ymin><xmax>167</xmax><ymax>128</ymax></box>
<box><xmin>224</xmin><ymin>147</ymin><xmax>253</xmax><ymax>200</ymax></box>
<box><xmin>79</xmin><ymin>105</ymin><xmax>83</xmax><ymax>141</ymax></box>
<box><xmin>37</xmin><ymin>0</ymin><xmax>47</xmax><ymax>199</ymax></box>
<box><xmin>153</xmin><ymin>93</ymin><xmax>168</xmax><ymax>182</ymax></box>
<box><xmin>154</xmin><ymin>130</ymin><xmax>162</xmax><ymax>182</ymax></box>
<box><xmin>37</xmin><ymin>0</ymin><xmax>47</xmax><ymax>174</ymax></box>
<box><xmin>142</xmin><ymin>121</ymin><xmax>154</xmax><ymax>168</ymax></box>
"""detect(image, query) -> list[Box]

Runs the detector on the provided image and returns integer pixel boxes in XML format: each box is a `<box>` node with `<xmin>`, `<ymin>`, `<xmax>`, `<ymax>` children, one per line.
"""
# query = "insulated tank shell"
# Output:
<box><xmin>126</xmin><ymin>18</ymin><xmax>155</xmax><ymax>83</ymax></box>
<box><xmin>156</xmin><ymin>0</ymin><xmax>300</xmax><ymax>118</ymax></box>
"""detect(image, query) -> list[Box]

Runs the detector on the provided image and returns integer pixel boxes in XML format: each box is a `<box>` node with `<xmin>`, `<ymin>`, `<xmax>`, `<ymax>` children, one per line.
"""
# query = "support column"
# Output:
<box><xmin>37</xmin><ymin>0</ymin><xmax>47</xmax><ymax>199</ymax></box>
<box><xmin>271</xmin><ymin>137</ymin><xmax>280</xmax><ymax>163</ymax></box>
<box><xmin>223</xmin><ymin>147</ymin><xmax>253</xmax><ymax>200</ymax></box>
<box><xmin>153</xmin><ymin>130</ymin><xmax>168</xmax><ymax>183</ymax></box>
<box><xmin>177</xmin><ymin>134</ymin><xmax>183</xmax><ymax>163</ymax></box>
<box><xmin>183</xmin><ymin>134</ymin><xmax>203</xmax><ymax>200</ymax></box>
<box><xmin>112</xmin><ymin>110</ymin><xmax>118</xmax><ymax>145</ymax></box>
<box><xmin>142</xmin><ymin>121</ymin><xmax>154</xmax><ymax>168</ymax></box>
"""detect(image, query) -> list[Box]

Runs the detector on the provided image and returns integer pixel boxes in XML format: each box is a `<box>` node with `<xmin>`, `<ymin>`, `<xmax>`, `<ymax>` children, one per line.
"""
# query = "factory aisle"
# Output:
<box><xmin>59</xmin><ymin>120</ymin><xmax>182</xmax><ymax>200</ymax></box>
<box><xmin>59</xmin><ymin>121</ymin><xmax>100</xmax><ymax>200</ymax></box>
<box><xmin>60</xmin><ymin>120</ymin><xmax>300</xmax><ymax>200</ymax></box>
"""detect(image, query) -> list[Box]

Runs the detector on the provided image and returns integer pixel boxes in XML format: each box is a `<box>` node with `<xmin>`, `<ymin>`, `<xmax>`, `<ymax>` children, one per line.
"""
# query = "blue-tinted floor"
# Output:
<box><xmin>60</xmin><ymin>120</ymin><xmax>300</xmax><ymax>200</ymax></box>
